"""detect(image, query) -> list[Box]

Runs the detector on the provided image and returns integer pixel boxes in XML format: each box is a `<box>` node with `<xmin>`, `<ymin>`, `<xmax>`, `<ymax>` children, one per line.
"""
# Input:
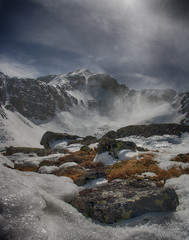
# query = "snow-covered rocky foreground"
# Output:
<box><xmin>1</xmin><ymin>134</ymin><xmax>189</xmax><ymax>240</ymax></box>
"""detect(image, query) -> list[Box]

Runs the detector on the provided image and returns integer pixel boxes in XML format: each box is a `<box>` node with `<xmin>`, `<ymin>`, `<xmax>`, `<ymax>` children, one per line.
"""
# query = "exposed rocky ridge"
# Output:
<box><xmin>71</xmin><ymin>179</ymin><xmax>179</xmax><ymax>223</ymax></box>
<box><xmin>0</xmin><ymin>70</ymin><xmax>188</xmax><ymax>124</ymax></box>
<box><xmin>0</xmin><ymin>70</ymin><xmax>130</xmax><ymax>122</ymax></box>
<box><xmin>40</xmin><ymin>123</ymin><xmax>189</xmax><ymax>153</ymax></box>
<box><xmin>103</xmin><ymin>123</ymin><xmax>189</xmax><ymax>139</ymax></box>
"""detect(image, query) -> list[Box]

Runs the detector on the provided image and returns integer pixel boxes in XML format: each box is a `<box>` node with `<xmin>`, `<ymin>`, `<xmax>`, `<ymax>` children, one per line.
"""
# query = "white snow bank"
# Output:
<box><xmin>7</xmin><ymin>152</ymin><xmax>66</xmax><ymax>167</ymax></box>
<box><xmin>93</xmin><ymin>152</ymin><xmax>115</xmax><ymax>166</ymax></box>
<box><xmin>50</xmin><ymin>140</ymin><xmax>68</xmax><ymax>149</ymax></box>
<box><xmin>59</xmin><ymin>162</ymin><xmax>78</xmax><ymax>169</ymax></box>
<box><xmin>0</xmin><ymin>107</ymin><xmax>45</xmax><ymax>149</ymax></box>
<box><xmin>50</xmin><ymin>139</ymin><xmax>84</xmax><ymax>152</ymax></box>
<box><xmin>0</xmin><ymin>155</ymin><xmax>79</xmax><ymax>240</ymax></box>
<box><xmin>38</xmin><ymin>166</ymin><xmax>59</xmax><ymax>174</ymax></box>
<box><xmin>140</xmin><ymin>172</ymin><xmax>157</xmax><ymax>178</ymax></box>
<box><xmin>93</xmin><ymin>150</ymin><xmax>139</xmax><ymax>166</ymax></box>
<box><xmin>166</xmin><ymin>175</ymin><xmax>189</xmax><ymax>227</ymax></box>
<box><xmin>0</xmin><ymin>153</ymin><xmax>14</xmax><ymax>168</ymax></box>
<box><xmin>66</xmin><ymin>143</ymin><xmax>82</xmax><ymax>152</ymax></box>
<box><xmin>82</xmin><ymin>178</ymin><xmax>108</xmax><ymax>189</ymax></box>
<box><xmin>117</xmin><ymin>149</ymin><xmax>139</xmax><ymax>161</ymax></box>
<box><xmin>118</xmin><ymin>133</ymin><xmax>189</xmax><ymax>170</ymax></box>
<box><xmin>89</xmin><ymin>142</ymin><xmax>98</xmax><ymax>149</ymax></box>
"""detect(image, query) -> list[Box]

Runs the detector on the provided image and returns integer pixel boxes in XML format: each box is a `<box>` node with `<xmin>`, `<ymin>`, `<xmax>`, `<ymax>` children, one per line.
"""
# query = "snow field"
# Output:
<box><xmin>1</xmin><ymin>153</ymin><xmax>189</xmax><ymax>239</ymax></box>
<box><xmin>1</xmin><ymin>133</ymin><xmax>189</xmax><ymax>239</ymax></box>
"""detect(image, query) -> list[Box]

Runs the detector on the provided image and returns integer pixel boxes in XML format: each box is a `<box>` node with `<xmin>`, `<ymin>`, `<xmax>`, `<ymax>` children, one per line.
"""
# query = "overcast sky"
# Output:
<box><xmin>0</xmin><ymin>0</ymin><xmax>189</xmax><ymax>91</ymax></box>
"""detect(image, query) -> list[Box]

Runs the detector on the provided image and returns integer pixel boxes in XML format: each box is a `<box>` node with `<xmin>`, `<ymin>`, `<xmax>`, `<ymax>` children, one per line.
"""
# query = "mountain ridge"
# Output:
<box><xmin>0</xmin><ymin>69</ymin><xmax>188</xmax><ymax>147</ymax></box>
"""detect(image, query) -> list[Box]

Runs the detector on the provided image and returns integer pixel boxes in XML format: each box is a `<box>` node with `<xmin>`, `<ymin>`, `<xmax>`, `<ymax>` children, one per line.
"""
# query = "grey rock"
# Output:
<box><xmin>40</xmin><ymin>131</ymin><xmax>79</xmax><ymax>149</ymax></box>
<box><xmin>71</xmin><ymin>179</ymin><xmax>179</xmax><ymax>223</ymax></box>
<box><xmin>68</xmin><ymin>135</ymin><xmax>98</xmax><ymax>146</ymax></box>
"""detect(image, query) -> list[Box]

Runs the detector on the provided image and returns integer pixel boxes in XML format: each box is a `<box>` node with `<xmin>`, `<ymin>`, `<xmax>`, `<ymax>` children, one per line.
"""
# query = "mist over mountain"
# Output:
<box><xmin>0</xmin><ymin>69</ymin><xmax>188</xmax><ymax>147</ymax></box>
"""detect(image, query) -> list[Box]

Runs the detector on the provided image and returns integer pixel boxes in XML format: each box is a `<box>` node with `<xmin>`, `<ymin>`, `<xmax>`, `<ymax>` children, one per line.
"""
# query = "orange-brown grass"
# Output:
<box><xmin>63</xmin><ymin>172</ymin><xmax>85</xmax><ymax>182</ymax></box>
<box><xmin>155</xmin><ymin>167</ymin><xmax>189</xmax><ymax>182</ymax></box>
<box><xmin>80</xmin><ymin>160</ymin><xmax>104</xmax><ymax>169</ymax></box>
<box><xmin>57</xmin><ymin>149</ymin><xmax>97</xmax><ymax>166</ymax></box>
<box><xmin>106</xmin><ymin>153</ymin><xmax>189</xmax><ymax>184</ymax></box>
<box><xmin>14</xmin><ymin>164</ymin><xmax>38</xmax><ymax>172</ymax></box>
<box><xmin>106</xmin><ymin>153</ymin><xmax>156</xmax><ymax>181</ymax></box>
<box><xmin>55</xmin><ymin>166</ymin><xmax>87</xmax><ymax>183</ymax></box>
<box><xmin>170</xmin><ymin>153</ymin><xmax>189</xmax><ymax>163</ymax></box>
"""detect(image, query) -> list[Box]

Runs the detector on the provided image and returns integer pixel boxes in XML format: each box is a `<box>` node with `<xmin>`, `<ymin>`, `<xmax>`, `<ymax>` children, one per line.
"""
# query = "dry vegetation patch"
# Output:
<box><xmin>14</xmin><ymin>164</ymin><xmax>38</xmax><ymax>172</ymax></box>
<box><xmin>170</xmin><ymin>153</ymin><xmax>189</xmax><ymax>163</ymax></box>
<box><xmin>57</xmin><ymin>149</ymin><xmax>97</xmax><ymax>166</ymax></box>
<box><xmin>106</xmin><ymin>153</ymin><xmax>189</xmax><ymax>183</ymax></box>
<box><xmin>55</xmin><ymin>166</ymin><xmax>87</xmax><ymax>182</ymax></box>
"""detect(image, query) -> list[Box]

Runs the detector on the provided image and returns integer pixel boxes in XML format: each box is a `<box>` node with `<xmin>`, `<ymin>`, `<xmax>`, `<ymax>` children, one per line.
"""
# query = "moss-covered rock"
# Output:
<box><xmin>40</xmin><ymin>131</ymin><xmax>79</xmax><ymax>149</ymax></box>
<box><xmin>71</xmin><ymin>179</ymin><xmax>179</xmax><ymax>224</ymax></box>
<box><xmin>98</xmin><ymin>138</ymin><xmax>136</xmax><ymax>158</ymax></box>
<box><xmin>80</xmin><ymin>145</ymin><xmax>90</xmax><ymax>152</ymax></box>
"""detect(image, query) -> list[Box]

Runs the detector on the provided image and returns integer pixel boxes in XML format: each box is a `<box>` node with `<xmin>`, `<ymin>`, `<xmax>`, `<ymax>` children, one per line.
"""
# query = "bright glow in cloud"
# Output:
<box><xmin>0</xmin><ymin>0</ymin><xmax>189</xmax><ymax>90</ymax></box>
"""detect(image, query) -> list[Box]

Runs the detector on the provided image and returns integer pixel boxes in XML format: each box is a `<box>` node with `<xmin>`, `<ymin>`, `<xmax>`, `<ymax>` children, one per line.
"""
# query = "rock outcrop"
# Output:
<box><xmin>40</xmin><ymin>131</ymin><xmax>79</xmax><ymax>148</ymax></box>
<box><xmin>40</xmin><ymin>131</ymin><xmax>98</xmax><ymax>149</ymax></box>
<box><xmin>71</xmin><ymin>179</ymin><xmax>179</xmax><ymax>223</ymax></box>
<box><xmin>97</xmin><ymin>138</ymin><xmax>136</xmax><ymax>158</ymax></box>
<box><xmin>103</xmin><ymin>123</ymin><xmax>189</xmax><ymax>139</ymax></box>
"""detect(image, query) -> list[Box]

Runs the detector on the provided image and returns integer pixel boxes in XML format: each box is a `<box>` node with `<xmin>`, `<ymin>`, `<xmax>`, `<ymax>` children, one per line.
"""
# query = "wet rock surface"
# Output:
<box><xmin>71</xmin><ymin>179</ymin><xmax>179</xmax><ymax>224</ymax></box>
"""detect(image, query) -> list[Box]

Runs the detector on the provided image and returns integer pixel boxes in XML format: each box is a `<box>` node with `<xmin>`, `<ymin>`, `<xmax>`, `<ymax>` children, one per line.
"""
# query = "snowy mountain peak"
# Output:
<box><xmin>0</xmin><ymin>72</ymin><xmax>6</xmax><ymax>79</ymax></box>
<box><xmin>67</xmin><ymin>68</ymin><xmax>93</xmax><ymax>77</ymax></box>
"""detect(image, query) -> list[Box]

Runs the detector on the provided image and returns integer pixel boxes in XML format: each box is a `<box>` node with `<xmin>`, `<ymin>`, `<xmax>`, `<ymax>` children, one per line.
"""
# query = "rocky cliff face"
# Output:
<box><xmin>179</xmin><ymin>92</ymin><xmax>189</xmax><ymax>125</ymax></box>
<box><xmin>0</xmin><ymin>69</ymin><xmax>188</xmax><ymax>141</ymax></box>
<box><xmin>0</xmin><ymin>69</ymin><xmax>130</xmax><ymax>121</ymax></box>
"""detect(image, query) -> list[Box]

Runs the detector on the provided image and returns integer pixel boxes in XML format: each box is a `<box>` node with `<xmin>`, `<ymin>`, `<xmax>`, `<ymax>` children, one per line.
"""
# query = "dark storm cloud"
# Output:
<box><xmin>149</xmin><ymin>0</ymin><xmax>189</xmax><ymax>20</ymax></box>
<box><xmin>0</xmin><ymin>0</ymin><xmax>189</xmax><ymax>91</ymax></box>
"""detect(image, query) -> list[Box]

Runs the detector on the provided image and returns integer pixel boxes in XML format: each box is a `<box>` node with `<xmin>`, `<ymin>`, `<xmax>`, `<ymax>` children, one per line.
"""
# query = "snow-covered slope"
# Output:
<box><xmin>0</xmin><ymin>106</ymin><xmax>45</xmax><ymax>149</ymax></box>
<box><xmin>0</xmin><ymin>69</ymin><xmax>188</xmax><ymax>147</ymax></box>
<box><xmin>179</xmin><ymin>92</ymin><xmax>189</xmax><ymax>125</ymax></box>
